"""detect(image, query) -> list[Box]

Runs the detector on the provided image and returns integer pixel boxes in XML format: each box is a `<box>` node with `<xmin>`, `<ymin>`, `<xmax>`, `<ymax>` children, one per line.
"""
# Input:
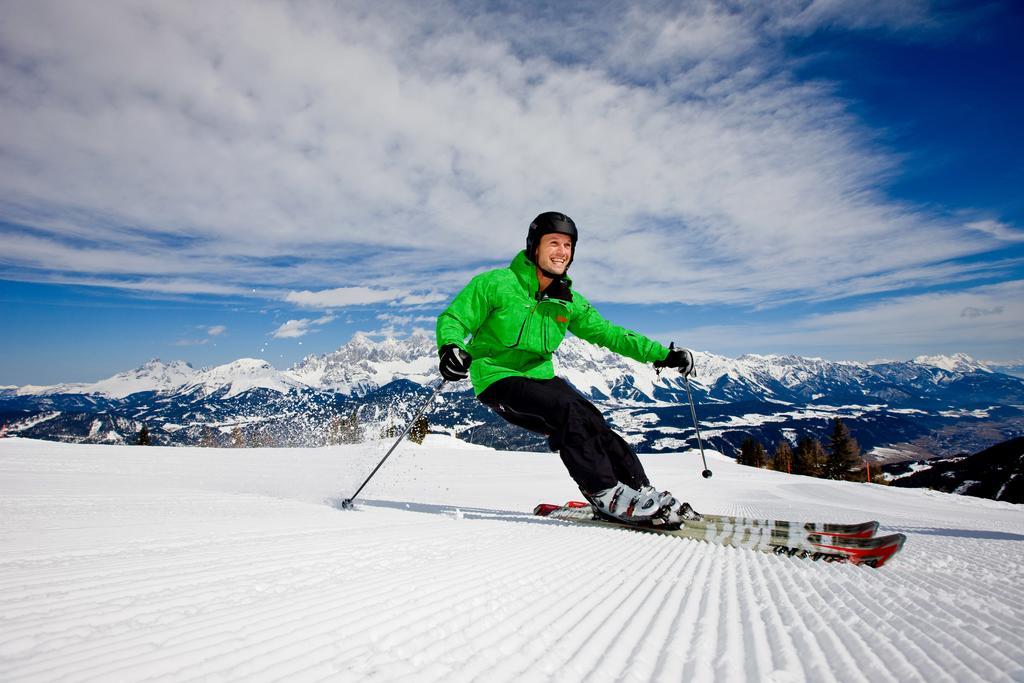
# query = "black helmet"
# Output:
<box><xmin>526</xmin><ymin>211</ymin><xmax>577</xmax><ymax>265</ymax></box>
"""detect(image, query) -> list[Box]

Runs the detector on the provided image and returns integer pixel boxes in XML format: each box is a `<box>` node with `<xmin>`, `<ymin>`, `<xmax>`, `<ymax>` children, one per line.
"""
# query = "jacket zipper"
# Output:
<box><xmin>544</xmin><ymin>298</ymin><xmax>570</xmax><ymax>352</ymax></box>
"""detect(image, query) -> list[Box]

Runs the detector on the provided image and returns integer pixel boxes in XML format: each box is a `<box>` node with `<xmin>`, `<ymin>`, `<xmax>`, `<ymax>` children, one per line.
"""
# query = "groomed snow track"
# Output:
<box><xmin>1</xmin><ymin>438</ymin><xmax>1022</xmax><ymax>682</ymax></box>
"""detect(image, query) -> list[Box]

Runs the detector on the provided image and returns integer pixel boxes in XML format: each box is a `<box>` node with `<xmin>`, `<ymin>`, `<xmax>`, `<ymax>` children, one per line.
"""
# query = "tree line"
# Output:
<box><xmin>735</xmin><ymin>417</ymin><xmax>882</xmax><ymax>483</ymax></box>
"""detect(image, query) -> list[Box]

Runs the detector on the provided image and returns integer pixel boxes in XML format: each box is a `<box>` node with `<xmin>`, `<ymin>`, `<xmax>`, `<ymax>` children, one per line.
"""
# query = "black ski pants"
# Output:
<box><xmin>478</xmin><ymin>376</ymin><xmax>650</xmax><ymax>493</ymax></box>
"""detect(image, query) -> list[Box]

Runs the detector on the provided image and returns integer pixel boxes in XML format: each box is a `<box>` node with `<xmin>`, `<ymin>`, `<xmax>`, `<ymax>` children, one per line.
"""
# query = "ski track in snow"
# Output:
<box><xmin>1</xmin><ymin>438</ymin><xmax>1023</xmax><ymax>682</ymax></box>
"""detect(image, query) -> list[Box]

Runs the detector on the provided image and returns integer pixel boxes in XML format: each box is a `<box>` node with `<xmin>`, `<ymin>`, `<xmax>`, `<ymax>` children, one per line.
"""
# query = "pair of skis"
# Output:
<box><xmin>534</xmin><ymin>501</ymin><xmax>906</xmax><ymax>568</ymax></box>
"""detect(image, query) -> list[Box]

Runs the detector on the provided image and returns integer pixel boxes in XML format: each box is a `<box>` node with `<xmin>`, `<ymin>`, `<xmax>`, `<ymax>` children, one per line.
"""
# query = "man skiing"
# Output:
<box><xmin>436</xmin><ymin>211</ymin><xmax>697</xmax><ymax>528</ymax></box>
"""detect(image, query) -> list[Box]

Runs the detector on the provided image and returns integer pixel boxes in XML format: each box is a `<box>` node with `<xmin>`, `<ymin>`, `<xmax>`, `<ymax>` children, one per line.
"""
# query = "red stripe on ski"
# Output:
<box><xmin>812</xmin><ymin>535</ymin><xmax>906</xmax><ymax>568</ymax></box>
<box><xmin>832</xmin><ymin>528</ymin><xmax>875</xmax><ymax>539</ymax></box>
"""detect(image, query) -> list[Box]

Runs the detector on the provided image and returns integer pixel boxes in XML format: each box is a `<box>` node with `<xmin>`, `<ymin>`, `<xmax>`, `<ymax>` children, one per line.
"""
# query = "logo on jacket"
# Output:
<box><xmin>557</xmin><ymin>315</ymin><xmax>568</xmax><ymax>324</ymax></box>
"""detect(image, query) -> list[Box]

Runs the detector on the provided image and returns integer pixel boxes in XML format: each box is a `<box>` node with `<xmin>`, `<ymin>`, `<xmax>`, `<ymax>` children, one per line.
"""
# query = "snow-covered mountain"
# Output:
<box><xmin>6</xmin><ymin>337</ymin><xmax>1013</xmax><ymax>406</ymax></box>
<box><xmin>3</xmin><ymin>336</ymin><xmax>1023</xmax><ymax>458</ymax></box>
<box><xmin>913</xmin><ymin>352</ymin><xmax>993</xmax><ymax>374</ymax></box>
<box><xmin>180</xmin><ymin>359</ymin><xmax>309</xmax><ymax>399</ymax></box>
<box><xmin>984</xmin><ymin>359</ymin><xmax>1024</xmax><ymax>379</ymax></box>
<box><xmin>10</xmin><ymin>358</ymin><xmax>308</xmax><ymax>401</ymax></box>
<box><xmin>8</xmin><ymin>334</ymin><xmax>438</xmax><ymax>400</ymax></box>
<box><xmin>12</xmin><ymin>359</ymin><xmax>197</xmax><ymax>398</ymax></box>
<box><xmin>890</xmin><ymin>435</ymin><xmax>1024</xmax><ymax>503</ymax></box>
<box><xmin>288</xmin><ymin>332</ymin><xmax>437</xmax><ymax>395</ymax></box>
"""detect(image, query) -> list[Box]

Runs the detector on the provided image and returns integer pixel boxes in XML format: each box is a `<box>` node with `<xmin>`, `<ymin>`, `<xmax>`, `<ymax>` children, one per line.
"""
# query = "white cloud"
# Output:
<box><xmin>173</xmin><ymin>338</ymin><xmax>208</xmax><ymax>347</ymax></box>
<box><xmin>9</xmin><ymin>273</ymin><xmax>257</xmax><ymax>298</ymax></box>
<box><xmin>173</xmin><ymin>323</ymin><xmax>227</xmax><ymax>346</ymax></box>
<box><xmin>0</xmin><ymin>0</ymin><xmax>1007</xmax><ymax>313</ymax></box>
<box><xmin>284</xmin><ymin>286</ymin><xmax>447</xmax><ymax>308</ymax></box>
<box><xmin>271</xmin><ymin>315</ymin><xmax>336</xmax><ymax>339</ymax></box>
<box><xmin>272</xmin><ymin>321</ymin><xmax>310</xmax><ymax>339</ymax></box>
<box><xmin>376</xmin><ymin>312</ymin><xmax>436</xmax><ymax>327</ymax></box>
<box><xmin>286</xmin><ymin>287</ymin><xmax>406</xmax><ymax>308</ymax></box>
<box><xmin>770</xmin><ymin>0</ymin><xmax>936</xmax><ymax>34</ymax></box>
<box><xmin>357</xmin><ymin>325</ymin><xmax>434</xmax><ymax>341</ymax></box>
<box><xmin>666</xmin><ymin>280</ymin><xmax>1024</xmax><ymax>360</ymax></box>
<box><xmin>397</xmin><ymin>291</ymin><xmax>449</xmax><ymax>306</ymax></box>
<box><xmin>967</xmin><ymin>220</ymin><xmax>1024</xmax><ymax>243</ymax></box>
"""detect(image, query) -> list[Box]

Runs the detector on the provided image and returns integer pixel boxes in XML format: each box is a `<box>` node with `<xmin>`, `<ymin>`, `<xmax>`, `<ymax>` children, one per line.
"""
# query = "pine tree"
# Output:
<box><xmin>771</xmin><ymin>440</ymin><xmax>794</xmax><ymax>473</ymax></box>
<box><xmin>136</xmin><ymin>424</ymin><xmax>150</xmax><ymax>446</ymax></box>
<box><xmin>824</xmin><ymin>418</ymin><xmax>861</xmax><ymax>480</ymax></box>
<box><xmin>251</xmin><ymin>428</ymin><xmax>275</xmax><ymax>448</ymax></box>
<box><xmin>200</xmin><ymin>426</ymin><xmax>218</xmax><ymax>448</ymax></box>
<box><xmin>408</xmin><ymin>415</ymin><xmax>429</xmax><ymax>444</ymax></box>
<box><xmin>794</xmin><ymin>436</ymin><xmax>826</xmax><ymax>477</ymax></box>
<box><xmin>230</xmin><ymin>426</ymin><xmax>245</xmax><ymax>448</ymax></box>
<box><xmin>329</xmin><ymin>411</ymin><xmax>361</xmax><ymax>444</ymax></box>
<box><xmin>738</xmin><ymin>436</ymin><xmax>766</xmax><ymax>468</ymax></box>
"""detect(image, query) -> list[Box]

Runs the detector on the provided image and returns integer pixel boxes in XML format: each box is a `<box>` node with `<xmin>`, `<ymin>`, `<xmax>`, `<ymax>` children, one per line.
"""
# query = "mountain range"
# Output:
<box><xmin>3</xmin><ymin>333</ymin><xmax>1023</xmax><ymax>460</ymax></box>
<box><xmin>888</xmin><ymin>436</ymin><xmax>1024</xmax><ymax>503</ymax></box>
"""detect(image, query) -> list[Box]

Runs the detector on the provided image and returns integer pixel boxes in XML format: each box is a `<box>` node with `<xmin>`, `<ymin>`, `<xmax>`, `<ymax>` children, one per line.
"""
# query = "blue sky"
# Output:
<box><xmin>1</xmin><ymin>0</ymin><xmax>1022</xmax><ymax>385</ymax></box>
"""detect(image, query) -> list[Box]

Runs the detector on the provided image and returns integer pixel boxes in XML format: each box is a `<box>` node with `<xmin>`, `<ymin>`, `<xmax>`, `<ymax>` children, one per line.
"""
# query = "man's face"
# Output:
<box><xmin>535</xmin><ymin>233</ymin><xmax>573</xmax><ymax>276</ymax></box>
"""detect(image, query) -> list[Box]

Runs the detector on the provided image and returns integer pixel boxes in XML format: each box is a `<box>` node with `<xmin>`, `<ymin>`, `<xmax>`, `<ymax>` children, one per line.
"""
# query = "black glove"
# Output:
<box><xmin>654</xmin><ymin>345</ymin><xmax>695</xmax><ymax>378</ymax></box>
<box><xmin>439</xmin><ymin>344</ymin><xmax>472</xmax><ymax>382</ymax></box>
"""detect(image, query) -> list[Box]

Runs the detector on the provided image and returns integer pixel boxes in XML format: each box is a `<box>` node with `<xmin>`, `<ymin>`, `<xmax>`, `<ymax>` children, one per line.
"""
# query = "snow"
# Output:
<box><xmin>83</xmin><ymin>359</ymin><xmax>196</xmax><ymax>398</ymax></box>
<box><xmin>9</xmin><ymin>339</ymin><xmax>1017</xmax><ymax>416</ymax></box>
<box><xmin>886</xmin><ymin>462</ymin><xmax>935</xmax><ymax>480</ymax></box>
<box><xmin>287</xmin><ymin>332</ymin><xmax>439</xmax><ymax>395</ymax></box>
<box><xmin>6</xmin><ymin>412</ymin><xmax>61</xmax><ymax>432</ymax></box>
<box><xmin>867</xmin><ymin>446</ymin><xmax>918</xmax><ymax>461</ymax></box>
<box><xmin>652</xmin><ymin>437</ymin><xmax>691</xmax><ymax>451</ymax></box>
<box><xmin>912</xmin><ymin>353</ymin><xmax>992</xmax><ymax>374</ymax></box>
<box><xmin>607</xmin><ymin>410</ymin><xmax>659</xmax><ymax>432</ymax></box>
<box><xmin>996</xmin><ymin>476</ymin><xmax>1018</xmax><ymax>501</ymax></box>
<box><xmin>1</xmin><ymin>437</ymin><xmax>1023</xmax><ymax>682</ymax></box>
<box><xmin>984</xmin><ymin>360</ymin><xmax>1024</xmax><ymax>379</ymax></box>
<box><xmin>939</xmin><ymin>408</ymin><xmax>992</xmax><ymax>419</ymax></box>
<box><xmin>701</xmin><ymin>404</ymin><xmax>876</xmax><ymax>430</ymax></box>
<box><xmin>14</xmin><ymin>360</ymin><xmax>196</xmax><ymax>398</ymax></box>
<box><xmin>182</xmin><ymin>359</ymin><xmax>309</xmax><ymax>399</ymax></box>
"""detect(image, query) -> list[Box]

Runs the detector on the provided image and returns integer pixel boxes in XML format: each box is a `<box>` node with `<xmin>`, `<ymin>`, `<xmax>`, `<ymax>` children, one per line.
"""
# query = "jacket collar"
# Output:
<box><xmin>510</xmin><ymin>250</ymin><xmax>573</xmax><ymax>300</ymax></box>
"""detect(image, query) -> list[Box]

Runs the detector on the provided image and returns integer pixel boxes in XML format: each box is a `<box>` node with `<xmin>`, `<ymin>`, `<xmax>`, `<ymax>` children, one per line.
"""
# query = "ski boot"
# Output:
<box><xmin>584</xmin><ymin>483</ymin><xmax>699</xmax><ymax>529</ymax></box>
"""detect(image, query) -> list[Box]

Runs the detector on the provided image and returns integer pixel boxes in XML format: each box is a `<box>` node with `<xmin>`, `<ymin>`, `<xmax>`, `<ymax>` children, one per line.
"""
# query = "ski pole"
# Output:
<box><xmin>340</xmin><ymin>379</ymin><xmax>447</xmax><ymax>509</ymax></box>
<box><xmin>682</xmin><ymin>374</ymin><xmax>713</xmax><ymax>479</ymax></box>
<box><xmin>663</xmin><ymin>342</ymin><xmax>712</xmax><ymax>479</ymax></box>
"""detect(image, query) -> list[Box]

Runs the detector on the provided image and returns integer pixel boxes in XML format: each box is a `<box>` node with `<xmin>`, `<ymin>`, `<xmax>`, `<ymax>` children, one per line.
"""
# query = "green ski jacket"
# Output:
<box><xmin>436</xmin><ymin>250</ymin><xmax>671</xmax><ymax>396</ymax></box>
